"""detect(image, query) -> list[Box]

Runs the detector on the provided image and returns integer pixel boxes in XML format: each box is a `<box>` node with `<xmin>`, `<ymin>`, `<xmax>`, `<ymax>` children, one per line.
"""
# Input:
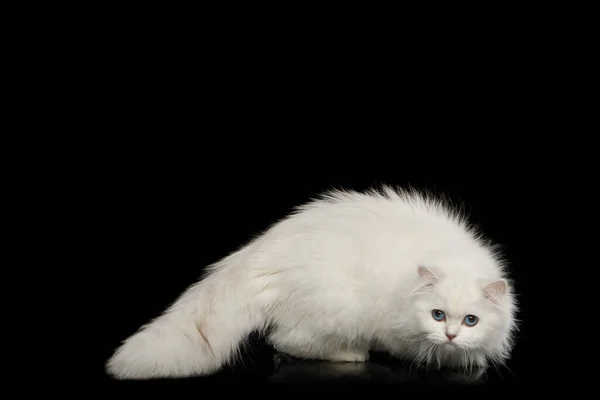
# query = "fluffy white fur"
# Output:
<box><xmin>106</xmin><ymin>186</ymin><xmax>518</xmax><ymax>380</ymax></box>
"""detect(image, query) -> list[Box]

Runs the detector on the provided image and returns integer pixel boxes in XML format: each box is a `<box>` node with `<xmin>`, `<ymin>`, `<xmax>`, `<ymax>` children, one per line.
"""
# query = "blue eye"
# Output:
<box><xmin>432</xmin><ymin>309</ymin><xmax>445</xmax><ymax>321</ymax></box>
<box><xmin>464</xmin><ymin>315</ymin><xmax>478</xmax><ymax>326</ymax></box>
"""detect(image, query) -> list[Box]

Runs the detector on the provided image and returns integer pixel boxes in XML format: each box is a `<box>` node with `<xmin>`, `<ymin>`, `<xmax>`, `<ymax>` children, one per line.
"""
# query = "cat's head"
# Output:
<box><xmin>410</xmin><ymin>265</ymin><xmax>517</xmax><ymax>367</ymax></box>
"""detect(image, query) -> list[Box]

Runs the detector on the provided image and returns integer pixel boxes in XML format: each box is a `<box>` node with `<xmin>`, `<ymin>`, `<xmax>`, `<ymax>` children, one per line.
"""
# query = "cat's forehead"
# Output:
<box><xmin>432</xmin><ymin>279</ymin><xmax>485</xmax><ymax>314</ymax></box>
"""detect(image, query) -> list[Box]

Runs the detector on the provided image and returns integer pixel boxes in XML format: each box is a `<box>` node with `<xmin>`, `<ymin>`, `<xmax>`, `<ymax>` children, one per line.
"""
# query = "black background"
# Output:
<box><xmin>87</xmin><ymin>12</ymin><xmax>588</xmax><ymax>392</ymax></box>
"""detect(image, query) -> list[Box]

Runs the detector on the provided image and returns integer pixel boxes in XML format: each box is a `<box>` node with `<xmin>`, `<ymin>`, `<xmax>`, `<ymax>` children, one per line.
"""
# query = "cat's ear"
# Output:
<box><xmin>415</xmin><ymin>265</ymin><xmax>439</xmax><ymax>292</ymax></box>
<box><xmin>418</xmin><ymin>265</ymin><xmax>438</xmax><ymax>282</ymax></box>
<box><xmin>482</xmin><ymin>279</ymin><xmax>508</xmax><ymax>305</ymax></box>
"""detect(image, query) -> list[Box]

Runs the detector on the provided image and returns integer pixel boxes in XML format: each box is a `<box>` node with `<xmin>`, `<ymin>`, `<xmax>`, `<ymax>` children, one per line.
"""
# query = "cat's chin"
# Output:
<box><xmin>442</xmin><ymin>342</ymin><xmax>460</xmax><ymax>352</ymax></box>
<box><xmin>436</xmin><ymin>340</ymin><xmax>472</xmax><ymax>353</ymax></box>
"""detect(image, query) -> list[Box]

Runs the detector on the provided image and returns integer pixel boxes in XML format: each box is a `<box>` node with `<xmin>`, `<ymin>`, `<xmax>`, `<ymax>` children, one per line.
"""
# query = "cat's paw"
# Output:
<box><xmin>324</xmin><ymin>349</ymin><xmax>370</xmax><ymax>363</ymax></box>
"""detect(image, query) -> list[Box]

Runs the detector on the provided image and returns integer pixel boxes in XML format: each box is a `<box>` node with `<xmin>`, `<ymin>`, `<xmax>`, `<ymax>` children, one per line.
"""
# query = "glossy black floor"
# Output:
<box><xmin>101</xmin><ymin>338</ymin><xmax>526</xmax><ymax>386</ymax></box>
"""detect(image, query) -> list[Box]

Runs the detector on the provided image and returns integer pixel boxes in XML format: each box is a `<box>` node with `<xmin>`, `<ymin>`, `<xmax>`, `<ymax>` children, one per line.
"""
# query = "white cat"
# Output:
<box><xmin>106</xmin><ymin>186</ymin><xmax>519</xmax><ymax>380</ymax></box>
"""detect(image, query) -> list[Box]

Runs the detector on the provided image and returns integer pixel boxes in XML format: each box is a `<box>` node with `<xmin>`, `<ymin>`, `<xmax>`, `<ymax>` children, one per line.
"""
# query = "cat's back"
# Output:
<box><xmin>273</xmin><ymin>186</ymin><xmax>474</xmax><ymax>244</ymax></box>
<box><xmin>252</xmin><ymin>186</ymin><xmax>486</xmax><ymax>273</ymax></box>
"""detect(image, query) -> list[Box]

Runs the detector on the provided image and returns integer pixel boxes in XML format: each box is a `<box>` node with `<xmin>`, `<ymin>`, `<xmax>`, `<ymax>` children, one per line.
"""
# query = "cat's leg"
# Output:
<box><xmin>322</xmin><ymin>349</ymin><xmax>370</xmax><ymax>362</ymax></box>
<box><xmin>371</xmin><ymin>336</ymin><xmax>413</xmax><ymax>363</ymax></box>
<box><xmin>269</xmin><ymin>327</ymin><xmax>369</xmax><ymax>363</ymax></box>
<box><xmin>282</xmin><ymin>346</ymin><xmax>370</xmax><ymax>363</ymax></box>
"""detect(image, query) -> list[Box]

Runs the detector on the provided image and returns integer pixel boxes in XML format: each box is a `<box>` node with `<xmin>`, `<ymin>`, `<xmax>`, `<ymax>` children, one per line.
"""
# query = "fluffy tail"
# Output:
<box><xmin>105</xmin><ymin>252</ymin><xmax>267</xmax><ymax>380</ymax></box>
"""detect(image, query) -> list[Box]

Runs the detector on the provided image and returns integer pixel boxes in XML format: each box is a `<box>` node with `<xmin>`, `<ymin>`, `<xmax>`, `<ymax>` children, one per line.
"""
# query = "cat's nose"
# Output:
<box><xmin>446</xmin><ymin>334</ymin><xmax>456</xmax><ymax>341</ymax></box>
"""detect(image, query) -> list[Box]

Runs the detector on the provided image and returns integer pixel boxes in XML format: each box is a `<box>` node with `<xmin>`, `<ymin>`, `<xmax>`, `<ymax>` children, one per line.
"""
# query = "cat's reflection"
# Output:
<box><xmin>269</xmin><ymin>352</ymin><xmax>487</xmax><ymax>384</ymax></box>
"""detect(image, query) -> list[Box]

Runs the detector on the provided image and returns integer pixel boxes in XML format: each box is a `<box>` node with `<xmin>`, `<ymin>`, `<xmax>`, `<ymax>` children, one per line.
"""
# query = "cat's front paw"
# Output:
<box><xmin>324</xmin><ymin>349</ymin><xmax>370</xmax><ymax>363</ymax></box>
